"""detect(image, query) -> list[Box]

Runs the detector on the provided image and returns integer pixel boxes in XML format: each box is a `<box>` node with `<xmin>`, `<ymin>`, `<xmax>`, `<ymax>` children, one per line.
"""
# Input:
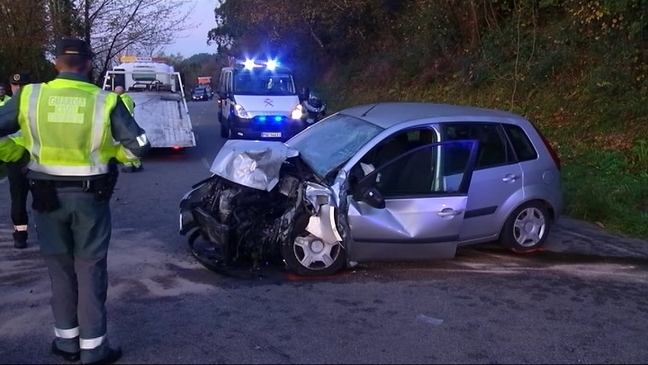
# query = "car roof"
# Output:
<box><xmin>339</xmin><ymin>102</ymin><xmax>528</xmax><ymax>129</ymax></box>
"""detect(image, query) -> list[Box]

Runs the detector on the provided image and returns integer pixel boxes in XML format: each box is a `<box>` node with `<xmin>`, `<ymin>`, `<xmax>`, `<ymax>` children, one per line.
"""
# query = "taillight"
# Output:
<box><xmin>533</xmin><ymin>124</ymin><xmax>561</xmax><ymax>170</ymax></box>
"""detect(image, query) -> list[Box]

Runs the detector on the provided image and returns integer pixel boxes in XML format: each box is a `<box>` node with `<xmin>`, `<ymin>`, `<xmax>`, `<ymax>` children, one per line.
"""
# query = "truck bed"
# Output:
<box><xmin>129</xmin><ymin>92</ymin><xmax>196</xmax><ymax>148</ymax></box>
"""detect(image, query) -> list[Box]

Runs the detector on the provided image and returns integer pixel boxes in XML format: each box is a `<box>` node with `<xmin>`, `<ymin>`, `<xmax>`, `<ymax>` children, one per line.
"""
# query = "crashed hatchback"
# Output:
<box><xmin>179</xmin><ymin>102</ymin><xmax>563</xmax><ymax>277</ymax></box>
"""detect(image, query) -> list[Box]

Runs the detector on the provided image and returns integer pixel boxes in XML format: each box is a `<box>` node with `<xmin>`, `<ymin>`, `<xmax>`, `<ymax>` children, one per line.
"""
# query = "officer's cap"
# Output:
<box><xmin>55</xmin><ymin>38</ymin><xmax>95</xmax><ymax>59</ymax></box>
<box><xmin>9</xmin><ymin>73</ymin><xmax>31</xmax><ymax>85</ymax></box>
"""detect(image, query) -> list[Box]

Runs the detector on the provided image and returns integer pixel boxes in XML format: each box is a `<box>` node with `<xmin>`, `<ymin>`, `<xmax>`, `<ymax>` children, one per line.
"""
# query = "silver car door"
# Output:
<box><xmin>346</xmin><ymin>140</ymin><xmax>478</xmax><ymax>261</ymax></box>
<box><xmin>441</xmin><ymin>122</ymin><xmax>524</xmax><ymax>241</ymax></box>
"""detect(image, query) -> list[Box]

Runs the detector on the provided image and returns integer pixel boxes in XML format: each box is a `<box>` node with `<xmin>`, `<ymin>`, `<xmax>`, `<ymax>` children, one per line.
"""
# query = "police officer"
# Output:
<box><xmin>0</xmin><ymin>83</ymin><xmax>10</xmax><ymax>105</ymax></box>
<box><xmin>5</xmin><ymin>73</ymin><xmax>32</xmax><ymax>248</ymax></box>
<box><xmin>0</xmin><ymin>38</ymin><xmax>151</xmax><ymax>364</ymax></box>
<box><xmin>113</xmin><ymin>86</ymin><xmax>143</xmax><ymax>173</ymax></box>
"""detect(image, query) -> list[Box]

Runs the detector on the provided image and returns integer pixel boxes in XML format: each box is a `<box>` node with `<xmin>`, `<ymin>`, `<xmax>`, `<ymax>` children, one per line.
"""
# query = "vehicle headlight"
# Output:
<box><xmin>233</xmin><ymin>104</ymin><xmax>249</xmax><ymax>118</ymax></box>
<box><xmin>291</xmin><ymin>104</ymin><xmax>304</xmax><ymax>120</ymax></box>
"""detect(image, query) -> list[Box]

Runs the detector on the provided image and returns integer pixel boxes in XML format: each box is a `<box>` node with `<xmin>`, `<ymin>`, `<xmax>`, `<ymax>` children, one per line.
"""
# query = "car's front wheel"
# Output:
<box><xmin>281</xmin><ymin>233</ymin><xmax>347</xmax><ymax>276</ymax></box>
<box><xmin>499</xmin><ymin>201</ymin><xmax>551</xmax><ymax>252</ymax></box>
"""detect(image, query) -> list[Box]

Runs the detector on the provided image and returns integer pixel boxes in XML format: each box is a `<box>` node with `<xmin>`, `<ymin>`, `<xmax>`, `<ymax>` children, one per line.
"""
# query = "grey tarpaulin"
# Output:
<box><xmin>209</xmin><ymin>140</ymin><xmax>300</xmax><ymax>191</ymax></box>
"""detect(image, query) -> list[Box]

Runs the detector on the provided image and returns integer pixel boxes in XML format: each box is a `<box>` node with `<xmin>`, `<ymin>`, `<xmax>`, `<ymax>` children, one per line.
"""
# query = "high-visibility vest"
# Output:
<box><xmin>0</xmin><ymin>136</ymin><xmax>25</xmax><ymax>163</ymax></box>
<box><xmin>0</xmin><ymin>95</ymin><xmax>11</xmax><ymax>106</ymax></box>
<box><xmin>120</xmin><ymin>93</ymin><xmax>135</xmax><ymax>116</ymax></box>
<box><xmin>18</xmin><ymin>79</ymin><xmax>137</xmax><ymax>176</ymax></box>
<box><xmin>8</xmin><ymin>131</ymin><xmax>23</xmax><ymax>147</ymax></box>
<box><xmin>0</xmin><ymin>95</ymin><xmax>24</xmax><ymax>146</ymax></box>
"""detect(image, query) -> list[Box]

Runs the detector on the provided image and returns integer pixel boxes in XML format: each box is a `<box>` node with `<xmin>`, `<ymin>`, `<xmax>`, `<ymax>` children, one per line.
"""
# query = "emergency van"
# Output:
<box><xmin>217</xmin><ymin>59</ymin><xmax>310</xmax><ymax>141</ymax></box>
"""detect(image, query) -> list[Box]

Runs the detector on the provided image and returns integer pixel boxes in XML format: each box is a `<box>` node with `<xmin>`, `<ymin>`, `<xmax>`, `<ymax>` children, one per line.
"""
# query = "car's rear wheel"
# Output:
<box><xmin>499</xmin><ymin>201</ymin><xmax>550</xmax><ymax>252</ymax></box>
<box><xmin>282</xmin><ymin>233</ymin><xmax>347</xmax><ymax>277</ymax></box>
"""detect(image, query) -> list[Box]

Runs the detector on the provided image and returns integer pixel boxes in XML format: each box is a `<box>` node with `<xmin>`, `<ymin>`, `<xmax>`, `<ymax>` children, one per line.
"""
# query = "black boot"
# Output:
<box><xmin>13</xmin><ymin>231</ymin><xmax>27</xmax><ymax>249</ymax></box>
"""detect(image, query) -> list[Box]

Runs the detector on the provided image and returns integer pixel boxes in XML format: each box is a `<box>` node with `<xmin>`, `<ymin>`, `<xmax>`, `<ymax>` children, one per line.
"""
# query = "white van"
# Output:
<box><xmin>217</xmin><ymin>59</ymin><xmax>310</xmax><ymax>140</ymax></box>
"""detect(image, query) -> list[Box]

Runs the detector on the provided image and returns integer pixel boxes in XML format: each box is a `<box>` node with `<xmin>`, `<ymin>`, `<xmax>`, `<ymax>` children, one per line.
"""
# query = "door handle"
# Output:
<box><xmin>437</xmin><ymin>208</ymin><xmax>463</xmax><ymax>218</ymax></box>
<box><xmin>502</xmin><ymin>173</ymin><xmax>518</xmax><ymax>182</ymax></box>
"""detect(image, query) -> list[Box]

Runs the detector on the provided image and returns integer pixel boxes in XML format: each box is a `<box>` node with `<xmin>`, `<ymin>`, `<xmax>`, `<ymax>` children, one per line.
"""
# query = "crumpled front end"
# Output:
<box><xmin>179</xmin><ymin>140</ymin><xmax>347</xmax><ymax>276</ymax></box>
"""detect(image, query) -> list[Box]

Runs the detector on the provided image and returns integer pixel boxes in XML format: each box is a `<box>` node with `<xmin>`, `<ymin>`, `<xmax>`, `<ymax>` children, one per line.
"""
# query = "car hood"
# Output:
<box><xmin>209</xmin><ymin>140</ymin><xmax>301</xmax><ymax>191</ymax></box>
<box><xmin>233</xmin><ymin>95</ymin><xmax>299</xmax><ymax>115</ymax></box>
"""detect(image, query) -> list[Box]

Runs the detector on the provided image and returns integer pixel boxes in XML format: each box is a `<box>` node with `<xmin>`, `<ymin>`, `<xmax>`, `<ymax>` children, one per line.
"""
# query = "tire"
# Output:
<box><xmin>281</xmin><ymin>232</ymin><xmax>347</xmax><ymax>277</ymax></box>
<box><xmin>499</xmin><ymin>201</ymin><xmax>551</xmax><ymax>252</ymax></box>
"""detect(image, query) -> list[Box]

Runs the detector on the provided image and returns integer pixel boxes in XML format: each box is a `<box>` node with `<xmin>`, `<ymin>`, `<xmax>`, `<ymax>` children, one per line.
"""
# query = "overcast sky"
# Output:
<box><xmin>164</xmin><ymin>0</ymin><xmax>219</xmax><ymax>57</ymax></box>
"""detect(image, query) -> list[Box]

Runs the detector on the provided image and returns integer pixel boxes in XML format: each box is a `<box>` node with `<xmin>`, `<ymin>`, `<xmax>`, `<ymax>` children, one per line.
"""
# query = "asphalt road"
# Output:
<box><xmin>1</xmin><ymin>100</ymin><xmax>648</xmax><ymax>364</ymax></box>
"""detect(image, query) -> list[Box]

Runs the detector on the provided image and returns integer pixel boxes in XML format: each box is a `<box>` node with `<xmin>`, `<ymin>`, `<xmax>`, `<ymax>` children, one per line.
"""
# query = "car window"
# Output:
<box><xmin>443</xmin><ymin>123</ymin><xmax>512</xmax><ymax>168</ymax></box>
<box><xmin>502</xmin><ymin>123</ymin><xmax>538</xmax><ymax>161</ymax></box>
<box><xmin>355</xmin><ymin>141</ymin><xmax>475</xmax><ymax>197</ymax></box>
<box><xmin>357</xmin><ymin>127</ymin><xmax>437</xmax><ymax>170</ymax></box>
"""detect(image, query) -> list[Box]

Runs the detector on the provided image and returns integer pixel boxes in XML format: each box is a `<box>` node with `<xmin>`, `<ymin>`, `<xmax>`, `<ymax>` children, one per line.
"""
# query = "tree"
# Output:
<box><xmin>0</xmin><ymin>0</ymin><xmax>57</xmax><ymax>85</ymax></box>
<box><xmin>72</xmin><ymin>0</ymin><xmax>199</xmax><ymax>84</ymax></box>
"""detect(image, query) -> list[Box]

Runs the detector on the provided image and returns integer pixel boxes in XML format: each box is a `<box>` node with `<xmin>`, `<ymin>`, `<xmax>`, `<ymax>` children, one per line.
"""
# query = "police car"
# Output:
<box><xmin>216</xmin><ymin>58</ymin><xmax>311</xmax><ymax>141</ymax></box>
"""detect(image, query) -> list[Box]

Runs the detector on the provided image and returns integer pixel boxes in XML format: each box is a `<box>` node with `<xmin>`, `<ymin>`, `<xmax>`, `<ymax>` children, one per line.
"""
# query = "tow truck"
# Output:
<box><xmin>102</xmin><ymin>56</ymin><xmax>196</xmax><ymax>149</ymax></box>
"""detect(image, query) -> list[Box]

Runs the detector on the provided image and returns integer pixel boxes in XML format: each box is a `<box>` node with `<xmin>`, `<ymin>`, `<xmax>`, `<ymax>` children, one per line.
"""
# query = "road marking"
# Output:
<box><xmin>201</xmin><ymin>157</ymin><xmax>210</xmax><ymax>169</ymax></box>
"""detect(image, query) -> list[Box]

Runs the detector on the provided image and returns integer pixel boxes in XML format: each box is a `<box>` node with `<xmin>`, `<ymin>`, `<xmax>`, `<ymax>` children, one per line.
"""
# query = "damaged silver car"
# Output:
<box><xmin>179</xmin><ymin>102</ymin><xmax>563</xmax><ymax>277</ymax></box>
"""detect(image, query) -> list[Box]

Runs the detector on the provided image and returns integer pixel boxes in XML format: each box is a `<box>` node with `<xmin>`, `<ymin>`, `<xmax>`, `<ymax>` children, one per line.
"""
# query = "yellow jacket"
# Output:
<box><xmin>0</xmin><ymin>135</ymin><xmax>27</xmax><ymax>163</ymax></box>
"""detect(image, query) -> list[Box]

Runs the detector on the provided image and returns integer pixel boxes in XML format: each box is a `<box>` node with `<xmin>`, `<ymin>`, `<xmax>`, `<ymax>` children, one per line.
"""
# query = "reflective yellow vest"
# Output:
<box><xmin>8</xmin><ymin>132</ymin><xmax>23</xmax><ymax>146</ymax></box>
<box><xmin>0</xmin><ymin>95</ymin><xmax>23</xmax><ymax>146</ymax></box>
<box><xmin>18</xmin><ymin>79</ymin><xmax>136</xmax><ymax>176</ymax></box>
<box><xmin>0</xmin><ymin>136</ymin><xmax>25</xmax><ymax>163</ymax></box>
<box><xmin>120</xmin><ymin>93</ymin><xmax>135</xmax><ymax>116</ymax></box>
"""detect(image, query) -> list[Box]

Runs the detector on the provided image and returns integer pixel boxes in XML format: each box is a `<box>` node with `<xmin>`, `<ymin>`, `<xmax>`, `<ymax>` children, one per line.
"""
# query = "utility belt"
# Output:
<box><xmin>29</xmin><ymin>170</ymin><xmax>119</xmax><ymax>212</ymax></box>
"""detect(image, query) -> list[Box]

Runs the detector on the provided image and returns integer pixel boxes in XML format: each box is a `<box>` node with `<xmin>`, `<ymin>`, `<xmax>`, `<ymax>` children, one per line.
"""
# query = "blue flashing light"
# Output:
<box><xmin>243</xmin><ymin>59</ymin><xmax>256</xmax><ymax>70</ymax></box>
<box><xmin>254</xmin><ymin>115</ymin><xmax>286</xmax><ymax>124</ymax></box>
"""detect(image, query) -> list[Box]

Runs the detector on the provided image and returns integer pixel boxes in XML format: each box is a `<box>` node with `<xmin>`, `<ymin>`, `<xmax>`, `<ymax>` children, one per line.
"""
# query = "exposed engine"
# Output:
<box><xmin>185</xmin><ymin>156</ymin><xmax>316</xmax><ymax>271</ymax></box>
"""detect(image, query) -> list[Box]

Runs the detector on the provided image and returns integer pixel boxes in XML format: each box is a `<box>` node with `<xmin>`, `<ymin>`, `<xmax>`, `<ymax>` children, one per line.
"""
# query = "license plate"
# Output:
<box><xmin>261</xmin><ymin>132</ymin><xmax>282</xmax><ymax>138</ymax></box>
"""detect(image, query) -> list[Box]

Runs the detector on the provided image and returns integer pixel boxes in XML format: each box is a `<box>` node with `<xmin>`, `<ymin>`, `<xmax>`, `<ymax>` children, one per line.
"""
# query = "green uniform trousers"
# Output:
<box><xmin>34</xmin><ymin>188</ymin><xmax>113</xmax><ymax>364</ymax></box>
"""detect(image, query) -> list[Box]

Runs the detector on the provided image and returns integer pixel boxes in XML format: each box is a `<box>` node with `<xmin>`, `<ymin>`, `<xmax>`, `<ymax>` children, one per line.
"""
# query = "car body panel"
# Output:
<box><xmin>209</xmin><ymin>140</ymin><xmax>299</xmax><ymax>191</ymax></box>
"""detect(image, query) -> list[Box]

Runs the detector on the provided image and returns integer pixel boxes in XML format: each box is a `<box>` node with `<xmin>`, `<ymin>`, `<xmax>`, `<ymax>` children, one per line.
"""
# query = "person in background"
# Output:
<box><xmin>0</xmin><ymin>83</ymin><xmax>10</xmax><ymax>105</ymax></box>
<box><xmin>5</xmin><ymin>73</ymin><xmax>32</xmax><ymax>248</ymax></box>
<box><xmin>114</xmin><ymin>86</ymin><xmax>143</xmax><ymax>173</ymax></box>
<box><xmin>0</xmin><ymin>38</ymin><xmax>151</xmax><ymax>364</ymax></box>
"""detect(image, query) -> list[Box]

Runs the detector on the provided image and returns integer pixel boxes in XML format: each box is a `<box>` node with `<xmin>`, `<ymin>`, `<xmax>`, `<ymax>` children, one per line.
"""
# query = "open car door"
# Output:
<box><xmin>344</xmin><ymin>140</ymin><xmax>479</xmax><ymax>262</ymax></box>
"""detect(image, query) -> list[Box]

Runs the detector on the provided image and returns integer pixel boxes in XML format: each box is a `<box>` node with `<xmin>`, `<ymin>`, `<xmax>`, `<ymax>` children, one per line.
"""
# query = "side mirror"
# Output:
<box><xmin>358</xmin><ymin>186</ymin><xmax>385</xmax><ymax>209</ymax></box>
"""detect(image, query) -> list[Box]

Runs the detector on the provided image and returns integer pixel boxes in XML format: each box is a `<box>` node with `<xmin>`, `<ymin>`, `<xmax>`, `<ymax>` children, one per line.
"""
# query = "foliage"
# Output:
<box><xmin>0</xmin><ymin>0</ymin><xmax>198</xmax><ymax>86</ymax></box>
<box><xmin>209</xmin><ymin>0</ymin><xmax>648</xmax><ymax>238</ymax></box>
<box><xmin>0</xmin><ymin>0</ymin><xmax>58</xmax><ymax>86</ymax></box>
<box><xmin>155</xmin><ymin>52</ymin><xmax>222</xmax><ymax>91</ymax></box>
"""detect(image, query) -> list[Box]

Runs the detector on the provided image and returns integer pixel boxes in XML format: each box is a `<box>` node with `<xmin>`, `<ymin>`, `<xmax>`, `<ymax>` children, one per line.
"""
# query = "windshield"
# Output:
<box><xmin>132</xmin><ymin>73</ymin><xmax>157</xmax><ymax>81</ymax></box>
<box><xmin>286</xmin><ymin>114</ymin><xmax>384</xmax><ymax>178</ymax></box>
<box><xmin>233</xmin><ymin>71</ymin><xmax>295</xmax><ymax>95</ymax></box>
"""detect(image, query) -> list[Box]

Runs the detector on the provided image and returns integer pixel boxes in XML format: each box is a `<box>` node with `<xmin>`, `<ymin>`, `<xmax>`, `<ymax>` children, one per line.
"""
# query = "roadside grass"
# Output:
<box><xmin>317</xmin><ymin>71</ymin><xmax>648</xmax><ymax>240</ymax></box>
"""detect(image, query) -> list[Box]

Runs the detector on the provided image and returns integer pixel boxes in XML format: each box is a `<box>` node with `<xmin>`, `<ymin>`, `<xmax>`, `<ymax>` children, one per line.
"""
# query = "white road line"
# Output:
<box><xmin>201</xmin><ymin>157</ymin><xmax>210</xmax><ymax>170</ymax></box>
